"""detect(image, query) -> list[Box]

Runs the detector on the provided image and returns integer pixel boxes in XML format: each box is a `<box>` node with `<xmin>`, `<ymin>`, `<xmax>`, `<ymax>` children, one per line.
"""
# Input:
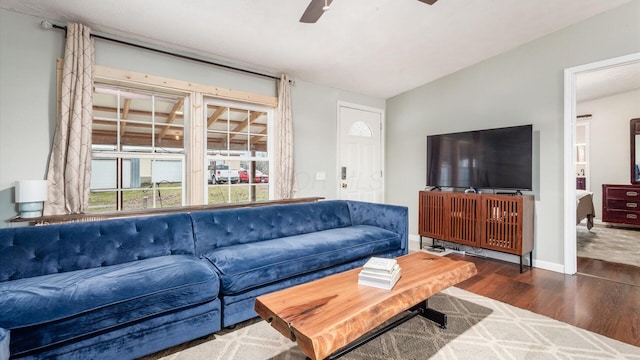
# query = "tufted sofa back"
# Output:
<box><xmin>190</xmin><ymin>200</ymin><xmax>353</xmax><ymax>254</ymax></box>
<box><xmin>0</xmin><ymin>213</ymin><xmax>196</xmax><ymax>282</ymax></box>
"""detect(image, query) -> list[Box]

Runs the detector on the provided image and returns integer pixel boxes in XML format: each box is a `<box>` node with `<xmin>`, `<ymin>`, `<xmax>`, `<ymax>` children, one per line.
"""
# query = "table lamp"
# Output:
<box><xmin>15</xmin><ymin>180</ymin><xmax>48</xmax><ymax>218</ymax></box>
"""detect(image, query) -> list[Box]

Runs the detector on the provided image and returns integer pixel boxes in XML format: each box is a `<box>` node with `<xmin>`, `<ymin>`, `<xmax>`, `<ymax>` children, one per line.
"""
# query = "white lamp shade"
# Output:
<box><xmin>15</xmin><ymin>180</ymin><xmax>48</xmax><ymax>203</ymax></box>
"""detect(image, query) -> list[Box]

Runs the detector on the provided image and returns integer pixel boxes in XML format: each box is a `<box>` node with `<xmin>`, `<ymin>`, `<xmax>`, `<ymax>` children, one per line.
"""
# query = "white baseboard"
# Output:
<box><xmin>408</xmin><ymin>233</ymin><xmax>564</xmax><ymax>273</ymax></box>
<box><xmin>532</xmin><ymin>259</ymin><xmax>565</xmax><ymax>273</ymax></box>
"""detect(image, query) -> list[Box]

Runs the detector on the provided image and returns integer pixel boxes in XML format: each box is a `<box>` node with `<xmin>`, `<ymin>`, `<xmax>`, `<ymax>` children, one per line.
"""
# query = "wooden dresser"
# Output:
<box><xmin>602</xmin><ymin>184</ymin><xmax>640</xmax><ymax>226</ymax></box>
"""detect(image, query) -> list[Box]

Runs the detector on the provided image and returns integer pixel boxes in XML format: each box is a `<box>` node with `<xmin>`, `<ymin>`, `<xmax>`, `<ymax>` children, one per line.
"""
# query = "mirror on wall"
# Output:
<box><xmin>632</xmin><ymin>118</ymin><xmax>640</xmax><ymax>184</ymax></box>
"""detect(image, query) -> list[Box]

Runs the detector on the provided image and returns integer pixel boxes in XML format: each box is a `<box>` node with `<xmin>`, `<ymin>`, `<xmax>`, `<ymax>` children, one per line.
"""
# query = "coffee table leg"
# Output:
<box><xmin>419</xmin><ymin>299</ymin><xmax>447</xmax><ymax>329</ymax></box>
<box><xmin>325</xmin><ymin>299</ymin><xmax>447</xmax><ymax>359</ymax></box>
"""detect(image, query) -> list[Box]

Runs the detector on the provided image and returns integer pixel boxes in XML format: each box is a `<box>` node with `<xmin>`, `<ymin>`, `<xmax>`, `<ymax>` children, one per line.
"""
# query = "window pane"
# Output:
<box><xmin>122</xmin><ymin>184</ymin><xmax>183</xmax><ymax>211</ymax></box>
<box><xmin>93</xmin><ymin>85</ymin><xmax>185</xmax><ymax>154</ymax></box>
<box><xmin>208</xmin><ymin>185</ymin><xmax>230</xmax><ymax>204</ymax></box>
<box><xmin>349</xmin><ymin>121</ymin><xmax>373</xmax><ymax>137</ymax></box>
<box><xmin>229</xmin><ymin>108</ymin><xmax>249</xmax><ymax>152</ymax></box>
<box><xmin>204</xmin><ymin>99</ymin><xmax>270</xmax><ymax>205</ymax></box>
<box><xmin>89</xmin><ymin>156</ymin><xmax>183</xmax><ymax>212</ymax></box>
<box><xmin>206</xmin><ymin>184</ymin><xmax>268</xmax><ymax>205</ymax></box>
<box><xmin>121</xmin><ymin>188</ymin><xmax>155</xmax><ymax>211</ymax></box>
<box><xmin>91</xmin><ymin>159</ymin><xmax>117</xmax><ymax>189</ymax></box>
<box><xmin>92</xmin><ymin>89</ymin><xmax>119</xmax><ymax>150</ymax></box>
<box><xmin>231</xmin><ymin>184</ymin><xmax>252</xmax><ymax>203</ymax></box>
<box><xmin>90</xmin><ymin>83</ymin><xmax>186</xmax><ymax>214</ymax></box>
<box><xmin>87</xmin><ymin>190</ymin><xmax>118</xmax><ymax>213</ymax></box>
<box><xmin>122</xmin><ymin>92</ymin><xmax>154</xmax><ymax>150</ymax></box>
<box><xmin>253</xmin><ymin>184</ymin><xmax>269</xmax><ymax>201</ymax></box>
<box><xmin>207</xmin><ymin>160</ymin><xmax>240</xmax><ymax>185</ymax></box>
<box><xmin>238</xmin><ymin>160</ymin><xmax>269</xmax><ymax>184</ymax></box>
<box><xmin>153</xmin><ymin>96</ymin><xmax>185</xmax><ymax>153</ymax></box>
<box><xmin>206</xmin><ymin>105</ymin><xmax>229</xmax><ymax>154</ymax></box>
<box><xmin>248</xmin><ymin>111</ymin><xmax>268</xmax><ymax>152</ymax></box>
<box><xmin>151</xmin><ymin>159</ymin><xmax>183</xmax><ymax>184</ymax></box>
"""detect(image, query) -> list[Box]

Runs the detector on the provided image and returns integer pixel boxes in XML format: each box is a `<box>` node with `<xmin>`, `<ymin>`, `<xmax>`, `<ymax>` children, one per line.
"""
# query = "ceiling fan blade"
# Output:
<box><xmin>300</xmin><ymin>0</ymin><xmax>334</xmax><ymax>23</ymax></box>
<box><xmin>418</xmin><ymin>0</ymin><xmax>438</xmax><ymax>4</ymax></box>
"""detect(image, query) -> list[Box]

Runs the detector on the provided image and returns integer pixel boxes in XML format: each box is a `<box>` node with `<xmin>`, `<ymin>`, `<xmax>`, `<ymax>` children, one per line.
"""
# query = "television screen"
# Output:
<box><xmin>426</xmin><ymin>125</ymin><xmax>533</xmax><ymax>190</ymax></box>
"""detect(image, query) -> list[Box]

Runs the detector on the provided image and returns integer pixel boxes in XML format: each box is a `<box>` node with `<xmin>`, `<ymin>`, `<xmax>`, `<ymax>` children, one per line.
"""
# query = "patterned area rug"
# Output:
<box><xmin>143</xmin><ymin>287</ymin><xmax>639</xmax><ymax>360</ymax></box>
<box><xmin>577</xmin><ymin>223</ymin><xmax>640</xmax><ymax>267</ymax></box>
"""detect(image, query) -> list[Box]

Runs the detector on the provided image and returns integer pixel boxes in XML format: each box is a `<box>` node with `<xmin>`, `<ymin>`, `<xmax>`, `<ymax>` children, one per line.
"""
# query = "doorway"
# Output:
<box><xmin>337</xmin><ymin>102</ymin><xmax>384</xmax><ymax>202</ymax></box>
<box><xmin>563</xmin><ymin>52</ymin><xmax>640</xmax><ymax>275</ymax></box>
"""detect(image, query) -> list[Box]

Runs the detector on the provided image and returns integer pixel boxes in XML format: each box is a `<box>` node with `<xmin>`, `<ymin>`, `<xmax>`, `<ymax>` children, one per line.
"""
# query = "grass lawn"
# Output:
<box><xmin>88</xmin><ymin>183</ymin><xmax>269</xmax><ymax>213</ymax></box>
<box><xmin>208</xmin><ymin>184</ymin><xmax>269</xmax><ymax>204</ymax></box>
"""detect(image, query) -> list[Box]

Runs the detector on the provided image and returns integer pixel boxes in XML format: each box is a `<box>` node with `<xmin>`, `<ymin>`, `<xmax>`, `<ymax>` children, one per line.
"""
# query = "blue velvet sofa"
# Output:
<box><xmin>0</xmin><ymin>200</ymin><xmax>407</xmax><ymax>359</ymax></box>
<box><xmin>0</xmin><ymin>213</ymin><xmax>221</xmax><ymax>360</ymax></box>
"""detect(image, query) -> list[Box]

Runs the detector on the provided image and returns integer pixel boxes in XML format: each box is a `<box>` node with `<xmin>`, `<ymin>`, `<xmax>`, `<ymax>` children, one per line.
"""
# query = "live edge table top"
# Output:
<box><xmin>254</xmin><ymin>252</ymin><xmax>478</xmax><ymax>360</ymax></box>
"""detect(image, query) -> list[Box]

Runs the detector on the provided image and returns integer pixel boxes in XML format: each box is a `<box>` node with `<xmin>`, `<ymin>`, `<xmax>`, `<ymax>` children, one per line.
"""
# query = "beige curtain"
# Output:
<box><xmin>44</xmin><ymin>23</ymin><xmax>95</xmax><ymax>215</ymax></box>
<box><xmin>274</xmin><ymin>74</ymin><xmax>298</xmax><ymax>199</ymax></box>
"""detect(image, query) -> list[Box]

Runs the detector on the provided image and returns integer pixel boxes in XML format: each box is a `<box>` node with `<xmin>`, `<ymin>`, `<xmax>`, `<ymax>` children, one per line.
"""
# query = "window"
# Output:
<box><xmin>77</xmin><ymin>64</ymin><xmax>278</xmax><ymax>213</ymax></box>
<box><xmin>205</xmin><ymin>99</ymin><xmax>271</xmax><ymax>205</ymax></box>
<box><xmin>89</xmin><ymin>85</ymin><xmax>187</xmax><ymax>212</ymax></box>
<box><xmin>349</xmin><ymin>121</ymin><xmax>373</xmax><ymax>137</ymax></box>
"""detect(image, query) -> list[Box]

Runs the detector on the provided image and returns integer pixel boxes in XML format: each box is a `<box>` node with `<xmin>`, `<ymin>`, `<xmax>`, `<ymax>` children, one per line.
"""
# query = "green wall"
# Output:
<box><xmin>0</xmin><ymin>9</ymin><xmax>384</xmax><ymax>227</ymax></box>
<box><xmin>385</xmin><ymin>0</ymin><xmax>640</xmax><ymax>270</ymax></box>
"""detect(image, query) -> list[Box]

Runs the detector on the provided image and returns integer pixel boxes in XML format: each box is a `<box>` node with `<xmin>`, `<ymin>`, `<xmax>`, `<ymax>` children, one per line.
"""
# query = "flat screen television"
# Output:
<box><xmin>426</xmin><ymin>124</ymin><xmax>532</xmax><ymax>190</ymax></box>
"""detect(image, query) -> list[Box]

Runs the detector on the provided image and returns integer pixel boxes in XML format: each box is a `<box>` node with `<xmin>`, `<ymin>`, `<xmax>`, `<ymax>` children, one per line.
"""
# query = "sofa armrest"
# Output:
<box><xmin>346</xmin><ymin>201</ymin><xmax>408</xmax><ymax>250</ymax></box>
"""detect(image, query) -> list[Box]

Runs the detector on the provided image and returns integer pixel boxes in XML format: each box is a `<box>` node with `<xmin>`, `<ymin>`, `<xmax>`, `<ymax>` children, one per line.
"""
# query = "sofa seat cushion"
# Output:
<box><xmin>0</xmin><ymin>255</ymin><xmax>219</xmax><ymax>356</ymax></box>
<box><xmin>203</xmin><ymin>225</ymin><xmax>401</xmax><ymax>295</ymax></box>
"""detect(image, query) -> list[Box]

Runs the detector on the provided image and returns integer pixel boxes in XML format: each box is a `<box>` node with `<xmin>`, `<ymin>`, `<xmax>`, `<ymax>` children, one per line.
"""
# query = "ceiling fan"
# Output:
<box><xmin>300</xmin><ymin>0</ymin><xmax>438</xmax><ymax>23</ymax></box>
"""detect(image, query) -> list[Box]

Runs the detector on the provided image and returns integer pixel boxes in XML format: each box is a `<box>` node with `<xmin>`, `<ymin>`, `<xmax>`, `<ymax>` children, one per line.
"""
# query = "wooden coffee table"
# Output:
<box><xmin>254</xmin><ymin>252</ymin><xmax>478</xmax><ymax>360</ymax></box>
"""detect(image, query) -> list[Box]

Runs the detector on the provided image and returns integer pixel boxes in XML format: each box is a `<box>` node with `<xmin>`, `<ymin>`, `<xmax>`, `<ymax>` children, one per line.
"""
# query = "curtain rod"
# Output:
<box><xmin>44</xmin><ymin>21</ymin><xmax>280</xmax><ymax>82</ymax></box>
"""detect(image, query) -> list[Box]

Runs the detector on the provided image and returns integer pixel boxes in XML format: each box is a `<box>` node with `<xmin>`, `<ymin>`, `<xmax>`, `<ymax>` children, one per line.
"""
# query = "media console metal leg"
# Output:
<box><xmin>519</xmin><ymin>252</ymin><xmax>533</xmax><ymax>273</ymax></box>
<box><xmin>520</xmin><ymin>255</ymin><xmax>523</xmax><ymax>273</ymax></box>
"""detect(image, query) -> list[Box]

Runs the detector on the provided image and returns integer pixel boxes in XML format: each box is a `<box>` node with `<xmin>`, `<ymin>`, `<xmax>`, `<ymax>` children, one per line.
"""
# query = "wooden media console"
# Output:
<box><xmin>419</xmin><ymin>191</ymin><xmax>534</xmax><ymax>272</ymax></box>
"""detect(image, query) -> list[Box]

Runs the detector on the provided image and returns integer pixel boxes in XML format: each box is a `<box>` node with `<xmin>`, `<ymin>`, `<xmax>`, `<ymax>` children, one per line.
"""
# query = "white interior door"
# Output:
<box><xmin>338</xmin><ymin>103</ymin><xmax>384</xmax><ymax>202</ymax></box>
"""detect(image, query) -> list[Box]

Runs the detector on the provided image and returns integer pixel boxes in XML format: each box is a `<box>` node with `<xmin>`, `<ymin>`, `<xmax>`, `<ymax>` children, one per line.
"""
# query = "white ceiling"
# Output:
<box><xmin>576</xmin><ymin>61</ymin><xmax>640</xmax><ymax>102</ymax></box>
<box><xmin>0</xmin><ymin>0</ymin><xmax>634</xmax><ymax>99</ymax></box>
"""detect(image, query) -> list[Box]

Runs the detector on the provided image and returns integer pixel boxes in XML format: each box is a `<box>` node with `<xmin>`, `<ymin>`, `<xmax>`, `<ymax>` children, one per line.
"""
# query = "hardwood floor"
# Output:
<box><xmin>577</xmin><ymin>256</ymin><xmax>640</xmax><ymax>287</ymax></box>
<box><xmin>446</xmin><ymin>253</ymin><xmax>640</xmax><ymax>347</ymax></box>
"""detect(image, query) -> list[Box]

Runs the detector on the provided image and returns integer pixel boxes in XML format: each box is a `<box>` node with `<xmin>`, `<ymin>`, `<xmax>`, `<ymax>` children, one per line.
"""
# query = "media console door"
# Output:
<box><xmin>418</xmin><ymin>191</ymin><xmax>448</xmax><ymax>241</ymax></box>
<box><xmin>446</xmin><ymin>194</ymin><xmax>481</xmax><ymax>247</ymax></box>
<box><xmin>418</xmin><ymin>191</ymin><xmax>481</xmax><ymax>247</ymax></box>
<box><xmin>480</xmin><ymin>195</ymin><xmax>534</xmax><ymax>257</ymax></box>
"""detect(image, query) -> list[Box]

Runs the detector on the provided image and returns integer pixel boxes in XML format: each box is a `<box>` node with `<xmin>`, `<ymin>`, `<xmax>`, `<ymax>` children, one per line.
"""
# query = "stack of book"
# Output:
<box><xmin>358</xmin><ymin>257</ymin><xmax>401</xmax><ymax>290</ymax></box>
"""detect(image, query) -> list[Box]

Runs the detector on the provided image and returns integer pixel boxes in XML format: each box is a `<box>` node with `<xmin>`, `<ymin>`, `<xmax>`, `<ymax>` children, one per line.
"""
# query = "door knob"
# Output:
<box><xmin>341</xmin><ymin>183</ymin><xmax>347</xmax><ymax>188</ymax></box>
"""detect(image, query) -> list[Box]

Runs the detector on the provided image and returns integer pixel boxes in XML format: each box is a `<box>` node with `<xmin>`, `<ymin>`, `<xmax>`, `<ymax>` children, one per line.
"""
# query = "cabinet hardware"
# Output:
<box><xmin>627</xmin><ymin>203</ymin><xmax>638</xmax><ymax>208</ymax></box>
<box><xmin>626</xmin><ymin>191</ymin><xmax>638</xmax><ymax>197</ymax></box>
<box><xmin>626</xmin><ymin>214</ymin><xmax>638</xmax><ymax>219</ymax></box>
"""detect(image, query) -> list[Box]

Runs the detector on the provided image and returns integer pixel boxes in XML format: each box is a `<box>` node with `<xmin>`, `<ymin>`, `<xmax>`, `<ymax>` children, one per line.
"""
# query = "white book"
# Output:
<box><xmin>358</xmin><ymin>269</ymin><xmax>401</xmax><ymax>290</ymax></box>
<box><xmin>362</xmin><ymin>257</ymin><xmax>398</xmax><ymax>273</ymax></box>
<box><xmin>360</xmin><ymin>264</ymin><xmax>400</xmax><ymax>280</ymax></box>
